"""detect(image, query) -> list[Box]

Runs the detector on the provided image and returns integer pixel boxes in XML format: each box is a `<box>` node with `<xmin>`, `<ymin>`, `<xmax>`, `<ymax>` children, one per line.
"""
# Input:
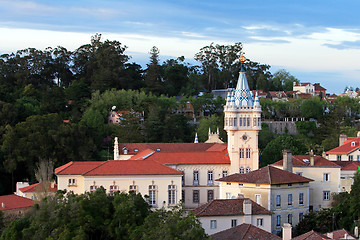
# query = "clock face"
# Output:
<box><xmin>242</xmin><ymin>135</ymin><xmax>248</xmax><ymax>141</ymax></box>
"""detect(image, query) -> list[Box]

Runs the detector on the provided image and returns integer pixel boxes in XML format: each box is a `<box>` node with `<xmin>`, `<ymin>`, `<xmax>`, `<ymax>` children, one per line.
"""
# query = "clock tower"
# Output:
<box><xmin>224</xmin><ymin>55</ymin><xmax>261</xmax><ymax>174</ymax></box>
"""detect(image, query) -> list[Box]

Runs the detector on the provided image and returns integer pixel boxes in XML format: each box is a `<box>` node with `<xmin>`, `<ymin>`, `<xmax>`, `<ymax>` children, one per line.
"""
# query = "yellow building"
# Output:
<box><xmin>55</xmin><ymin>160</ymin><xmax>182</xmax><ymax>209</ymax></box>
<box><xmin>272</xmin><ymin>152</ymin><xmax>341</xmax><ymax>210</ymax></box>
<box><xmin>193</xmin><ymin>198</ymin><xmax>273</xmax><ymax>235</ymax></box>
<box><xmin>216</xmin><ymin>165</ymin><xmax>313</xmax><ymax>234</ymax></box>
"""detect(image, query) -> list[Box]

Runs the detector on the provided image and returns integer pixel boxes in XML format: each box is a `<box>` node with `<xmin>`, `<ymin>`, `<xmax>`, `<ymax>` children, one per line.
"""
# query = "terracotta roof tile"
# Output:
<box><xmin>327</xmin><ymin>138</ymin><xmax>360</xmax><ymax>154</ymax></box>
<box><xmin>332</xmin><ymin>161</ymin><xmax>360</xmax><ymax>171</ymax></box>
<box><xmin>292</xmin><ymin>230</ymin><xmax>332</xmax><ymax>240</ymax></box>
<box><xmin>128</xmin><ymin>149</ymin><xmax>155</xmax><ymax>160</ymax></box>
<box><xmin>0</xmin><ymin>194</ymin><xmax>34</xmax><ymax>211</ymax></box>
<box><xmin>272</xmin><ymin>155</ymin><xmax>340</xmax><ymax>168</ymax></box>
<box><xmin>119</xmin><ymin>143</ymin><xmax>222</xmax><ymax>155</ymax></box>
<box><xmin>327</xmin><ymin>228</ymin><xmax>356</xmax><ymax>239</ymax></box>
<box><xmin>83</xmin><ymin>160</ymin><xmax>182</xmax><ymax>175</ymax></box>
<box><xmin>144</xmin><ymin>151</ymin><xmax>230</xmax><ymax>165</ymax></box>
<box><xmin>193</xmin><ymin>198</ymin><xmax>272</xmax><ymax>216</ymax></box>
<box><xmin>19</xmin><ymin>182</ymin><xmax>57</xmax><ymax>193</ymax></box>
<box><xmin>211</xmin><ymin>223</ymin><xmax>280</xmax><ymax>240</ymax></box>
<box><xmin>217</xmin><ymin>166</ymin><xmax>313</xmax><ymax>184</ymax></box>
<box><xmin>55</xmin><ymin>161</ymin><xmax>104</xmax><ymax>175</ymax></box>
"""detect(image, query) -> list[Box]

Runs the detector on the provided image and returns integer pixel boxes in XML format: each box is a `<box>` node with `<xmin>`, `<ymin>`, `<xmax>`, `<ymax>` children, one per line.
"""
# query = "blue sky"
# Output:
<box><xmin>1</xmin><ymin>0</ymin><xmax>360</xmax><ymax>94</ymax></box>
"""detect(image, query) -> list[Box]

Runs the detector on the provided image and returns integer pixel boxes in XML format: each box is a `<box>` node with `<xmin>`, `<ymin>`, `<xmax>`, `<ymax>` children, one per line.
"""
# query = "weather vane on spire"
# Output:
<box><xmin>239</xmin><ymin>54</ymin><xmax>246</xmax><ymax>63</ymax></box>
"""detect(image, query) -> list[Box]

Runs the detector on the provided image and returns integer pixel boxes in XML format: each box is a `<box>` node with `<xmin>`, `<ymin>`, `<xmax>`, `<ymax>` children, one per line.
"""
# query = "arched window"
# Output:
<box><xmin>239</xmin><ymin>167</ymin><xmax>244</xmax><ymax>174</ymax></box>
<box><xmin>246</xmin><ymin>167</ymin><xmax>251</xmax><ymax>173</ymax></box>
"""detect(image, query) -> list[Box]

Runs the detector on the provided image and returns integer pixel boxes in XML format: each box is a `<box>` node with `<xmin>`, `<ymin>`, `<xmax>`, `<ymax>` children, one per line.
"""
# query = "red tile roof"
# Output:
<box><xmin>314</xmin><ymin>83</ymin><xmax>326</xmax><ymax>91</ymax></box>
<box><xmin>0</xmin><ymin>194</ymin><xmax>34</xmax><ymax>211</ymax></box>
<box><xmin>19</xmin><ymin>182</ymin><xmax>58</xmax><ymax>193</ymax></box>
<box><xmin>193</xmin><ymin>198</ymin><xmax>272</xmax><ymax>216</ymax></box>
<box><xmin>143</xmin><ymin>151</ymin><xmax>230</xmax><ymax>165</ymax></box>
<box><xmin>292</xmin><ymin>230</ymin><xmax>332</xmax><ymax>240</ymax></box>
<box><xmin>273</xmin><ymin>155</ymin><xmax>340</xmax><ymax>168</ymax></box>
<box><xmin>217</xmin><ymin>166</ymin><xmax>313</xmax><ymax>184</ymax></box>
<box><xmin>326</xmin><ymin>138</ymin><xmax>360</xmax><ymax>154</ymax></box>
<box><xmin>55</xmin><ymin>161</ymin><xmax>104</xmax><ymax>175</ymax></box>
<box><xmin>269</xmin><ymin>91</ymin><xmax>287</xmax><ymax>98</ymax></box>
<box><xmin>211</xmin><ymin>223</ymin><xmax>280</xmax><ymax>240</ymax></box>
<box><xmin>332</xmin><ymin>161</ymin><xmax>360</xmax><ymax>171</ymax></box>
<box><xmin>128</xmin><ymin>149</ymin><xmax>155</xmax><ymax>160</ymax></box>
<box><xmin>83</xmin><ymin>160</ymin><xmax>182</xmax><ymax>175</ymax></box>
<box><xmin>326</xmin><ymin>229</ymin><xmax>356</xmax><ymax>239</ymax></box>
<box><xmin>119</xmin><ymin>143</ymin><xmax>223</xmax><ymax>155</ymax></box>
<box><xmin>294</xmin><ymin>82</ymin><xmax>311</xmax><ymax>87</ymax></box>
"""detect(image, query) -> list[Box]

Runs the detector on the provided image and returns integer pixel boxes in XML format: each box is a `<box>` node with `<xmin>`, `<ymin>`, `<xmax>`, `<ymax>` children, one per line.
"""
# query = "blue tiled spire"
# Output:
<box><xmin>233</xmin><ymin>62</ymin><xmax>254</xmax><ymax>107</ymax></box>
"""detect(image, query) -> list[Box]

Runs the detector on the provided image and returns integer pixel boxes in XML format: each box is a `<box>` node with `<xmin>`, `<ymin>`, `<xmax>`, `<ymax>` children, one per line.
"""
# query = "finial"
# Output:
<box><xmin>239</xmin><ymin>54</ymin><xmax>246</xmax><ymax>63</ymax></box>
<box><xmin>194</xmin><ymin>133</ymin><xmax>199</xmax><ymax>143</ymax></box>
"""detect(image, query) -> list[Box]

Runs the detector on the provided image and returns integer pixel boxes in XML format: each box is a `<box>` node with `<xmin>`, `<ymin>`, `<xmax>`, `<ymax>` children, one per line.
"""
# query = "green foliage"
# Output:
<box><xmin>271</xmin><ymin>69</ymin><xmax>299</xmax><ymax>91</ymax></box>
<box><xmin>261</xmin><ymin>135</ymin><xmax>307</xmax><ymax>166</ymax></box>
<box><xmin>296</xmin><ymin>121</ymin><xmax>317</xmax><ymax>136</ymax></box>
<box><xmin>300</xmin><ymin>97</ymin><xmax>324</xmax><ymax>119</ymax></box>
<box><xmin>258</xmin><ymin>123</ymin><xmax>275</xmax><ymax>150</ymax></box>
<box><xmin>0</xmin><ymin>191</ymin><xmax>207</xmax><ymax>240</ymax></box>
<box><xmin>197</xmin><ymin>115</ymin><xmax>226</xmax><ymax>143</ymax></box>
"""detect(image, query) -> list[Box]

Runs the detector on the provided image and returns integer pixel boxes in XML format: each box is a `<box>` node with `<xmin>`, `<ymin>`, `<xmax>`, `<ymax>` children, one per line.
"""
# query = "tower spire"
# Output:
<box><xmin>233</xmin><ymin>54</ymin><xmax>254</xmax><ymax>107</ymax></box>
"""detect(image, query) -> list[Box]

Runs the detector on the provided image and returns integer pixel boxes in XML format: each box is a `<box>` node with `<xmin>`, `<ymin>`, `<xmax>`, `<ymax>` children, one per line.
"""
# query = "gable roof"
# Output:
<box><xmin>55</xmin><ymin>161</ymin><xmax>104</xmax><ymax>175</ymax></box>
<box><xmin>326</xmin><ymin>228</ymin><xmax>356</xmax><ymax>239</ymax></box>
<box><xmin>0</xmin><ymin>194</ymin><xmax>34</xmax><ymax>211</ymax></box>
<box><xmin>326</xmin><ymin>138</ymin><xmax>360</xmax><ymax>154</ymax></box>
<box><xmin>272</xmin><ymin>155</ymin><xmax>340</xmax><ymax>168</ymax></box>
<box><xmin>19</xmin><ymin>182</ymin><xmax>57</xmax><ymax>193</ymax></box>
<box><xmin>193</xmin><ymin>198</ymin><xmax>272</xmax><ymax>216</ymax></box>
<box><xmin>292</xmin><ymin>230</ymin><xmax>332</xmax><ymax>240</ymax></box>
<box><xmin>143</xmin><ymin>151</ymin><xmax>230</xmax><ymax>165</ymax></box>
<box><xmin>217</xmin><ymin>166</ymin><xmax>313</xmax><ymax>184</ymax></box>
<box><xmin>118</xmin><ymin>143</ymin><xmax>223</xmax><ymax>155</ymax></box>
<box><xmin>211</xmin><ymin>223</ymin><xmax>280</xmax><ymax>240</ymax></box>
<box><xmin>294</xmin><ymin>82</ymin><xmax>311</xmax><ymax>87</ymax></box>
<box><xmin>82</xmin><ymin>160</ymin><xmax>182</xmax><ymax>176</ymax></box>
<box><xmin>332</xmin><ymin>161</ymin><xmax>360</xmax><ymax>171</ymax></box>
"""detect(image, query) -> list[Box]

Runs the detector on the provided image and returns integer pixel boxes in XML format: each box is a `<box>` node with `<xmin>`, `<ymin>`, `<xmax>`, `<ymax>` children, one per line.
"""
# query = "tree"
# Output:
<box><xmin>271</xmin><ymin>69</ymin><xmax>299</xmax><ymax>91</ymax></box>
<box><xmin>144</xmin><ymin>46</ymin><xmax>163</xmax><ymax>95</ymax></box>
<box><xmin>300</xmin><ymin>97</ymin><xmax>324</xmax><ymax>119</ymax></box>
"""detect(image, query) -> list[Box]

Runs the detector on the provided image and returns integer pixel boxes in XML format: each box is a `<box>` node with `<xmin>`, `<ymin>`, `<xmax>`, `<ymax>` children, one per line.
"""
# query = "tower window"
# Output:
<box><xmin>239</xmin><ymin>167</ymin><xmax>244</xmax><ymax>174</ymax></box>
<box><xmin>246</xmin><ymin>149</ymin><xmax>251</xmax><ymax>158</ymax></box>
<box><xmin>234</xmin><ymin>117</ymin><xmax>237</xmax><ymax>126</ymax></box>
<box><xmin>239</xmin><ymin>148</ymin><xmax>244</xmax><ymax>158</ymax></box>
<box><xmin>239</xmin><ymin>117</ymin><xmax>242</xmax><ymax>126</ymax></box>
<box><xmin>247</xmin><ymin>117</ymin><xmax>250</xmax><ymax>126</ymax></box>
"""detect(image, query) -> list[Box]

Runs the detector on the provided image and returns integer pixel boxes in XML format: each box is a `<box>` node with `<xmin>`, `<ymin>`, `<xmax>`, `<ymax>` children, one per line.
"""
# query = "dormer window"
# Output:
<box><xmin>134</xmin><ymin>149</ymin><xmax>139</xmax><ymax>153</ymax></box>
<box><xmin>156</xmin><ymin>148</ymin><xmax>161</xmax><ymax>152</ymax></box>
<box><xmin>352</xmin><ymin>142</ymin><xmax>355</xmax><ymax>146</ymax></box>
<box><xmin>123</xmin><ymin>147</ymin><xmax>128</xmax><ymax>155</ymax></box>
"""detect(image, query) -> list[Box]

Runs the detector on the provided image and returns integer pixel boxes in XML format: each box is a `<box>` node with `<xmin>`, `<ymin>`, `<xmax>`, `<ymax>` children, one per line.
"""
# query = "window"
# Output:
<box><xmin>168</xmin><ymin>185</ymin><xmax>176</xmax><ymax>205</ymax></box>
<box><xmin>109</xmin><ymin>185</ymin><xmax>119</xmax><ymax>194</ymax></box>
<box><xmin>243</xmin><ymin>117</ymin><xmax>246</xmax><ymax>127</ymax></box>
<box><xmin>149</xmin><ymin>185</ymin><xmax>156</xmax><ymax>205</ymax></box>
<box><xmin>288</xmin><ymin>194</ymin><xmax>293</xmax><ymax>206</ymax></box>
<box><xmin>255</xmin><ymin>194</ymin><xmax>261</xmax><ymax>204</ymax></box>
<box><xmin>234</xmin><ymin>117</ymin><xmax>237</xmax><ymax>126</ymax></box>
<box><xmin>239</xmin><ymin>167</ymin><xmax>244</xmax><ymax>174</ymax></box>
<box><xmin>246</xmin><ymin>149</ymin><xmax>251</xmax><ymax>158</ymax></box>
<box><xmin>323</xmin><ymin>173</ymin><xmax>330</xmax><ymax>182</ymax></box>
<box><xmin>181</xmin><ymin>172</ymin><xmax>185</xmax><ymax>186</ymax></box>
<box><xmin>299</xmin><ymin>212</ymin><xmax>304</xmax><ymax>222</ymax></box>
<box><xmin>226</xmin><ymin>193</ymin><xmax>231</xmax><ymax>199</ymax></box>
<box><xmin>90</xmin><ymin>185</ymin><xmax>97</xmax><ymax>192</ymax></box>
<box><xmin>123</xmin><ymin>147</ymin><xmax>128</xmax><ymax>154</ymax></box>
<box><xmin>337</xmin><ymin>155</ymin><xmax>341</xmax><ymax>161</ymax></box>
<box><xmin>253</xmin><ymin>118</ymin><xmax>256</xmax><ymax>126</ymax></box>
<box><xmin>323</xmin><ymin>191</ymin><xmax>330</xmax><ymax>201</ymax></box>
<box><xmin>207</xmin><ymin>190</ymin><xmax>214</xmax><ymax>202</ymax></box>
<box><xmin>193</xmin><ymin>171</ymin><xmax>199</xmax><ymax>186</ymax></box>
<box><xmin>276</xmin><ymin>215</ymin><xmax>281</xmax><ymax>227</ymax></box>
<box><xmin>239</xmin><ymin>117</ymin><xmax>242</xmax><ymax>126</ymax></box>
<box><xmin>276</xmin><ymin>195</ymin><xmax>281</xmax><ymax>207</ymax></box>
<box><xmin>231</xmin><ymin>219</ymin><xmax>237</xmax><ymax>227</ymax></box>
<box><xmin>182</xmin><ymin>190</ymin><xmax>185</xmax><ymax>203</ymax></box>
<box><xmin>258</xmin><ymin>117</ymin><xmax>261</xmax><ymax>126</ymax></box>
<box><xmin>134</xmin><ymin>148</ymin><xmax>139</xmax><ymax>152</ymax></box>
<box><xmin>68</xmin><ymin>179</ymin><xmax>76</xmax><ymax>186</ymax></box>
<box><xmin>193</xmin><ymin>190</ymin><xmax>199</xmax><ymax>203</ymax></box>
<box><xmin>288</xmin><ymin>183</ymin><xmax>292</xmax><ymax>187</ymax></box>
<box><xmin>299</xmin><ymin>193</ymin><xmax>304</xmax><ymax>205</ymax></box>
<box><xmin>129</xmin><ymin>185</ymin><xmax>137</xmax><ymax>192</ymax></box>
<box><xmin>208</xmin><ymin>171</ymin><xmax>213</xmax><ymax>185</ymax></box>
<box><xmin>210</xmin><ymin>220</ymin><xmax>217</xmax><ymax>229</ymax></box>
<box><xmin>358</xmin><ymin>155</ymin><xmax>360</xmax><ymax>161</ymax></box>
<box><xmin>246</xmin><ymin>167</ymin><xmax>251</xmax><ymax>173</ymax></box>
<box><xmin>222</xmin><ymin>171</ymin><xmax>228</xmax><ymax>177</ymax></box>
<box><xmin>257</xmin><ymin>218</ymin><xmax>263</xmax><ymax>227</ymax></box>
<box><xmin>288</xmin><ymin>214</ymin><xmax>293</xmax><ymax>225</ymax></box>
<box><xmin>296</xmin><ymin>172</ymin><xmax>303</xmax><ymax>176</ymax></box>
<box><xmin>247</xmin><ymin>117</ymin><xmax>250</xmax><ymax>126</ymax></box>
<box><xmin>349</xmin><ymin>155</ymin><xmax>353</xmax><ymax>161</ymax></box>
<box><xmin>239</xmin><ymin>148</ymin><xmax>244</xmax><ymax>158</ymax></box>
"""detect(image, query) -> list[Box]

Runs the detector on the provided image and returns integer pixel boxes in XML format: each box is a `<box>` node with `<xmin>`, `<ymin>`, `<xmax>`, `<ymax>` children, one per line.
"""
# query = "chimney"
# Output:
<box><xmin>243</xmin><ymin>199</ymin><xmax>252</xmax><ymax>224</ymax></box>
<box><xmin>354</xmin><ymin>226</ymin><xmax>359</xmax><ymax>238</ymax></box>
<box><xmin>339</xmin><ymin>133</ymin><xmax>347</xmax><ymax>146</ymax></box>
<box><xmin>326</xmin><ymin>232</ymin><xmax>333</xmax><ymax>239</ymax></box>
<box><xmin>357</xmin><ymin>131</ymin><xmax>360</xmax><ymax>138</ymax></box>
<box><xmin>283</xmin><ymin>149</ymin><xmax>293</xmax><ymax>173</ymax></box>
<box><xmin>310</xmin><ymin>150</ymin><xmax>315</xmax><ymax>166</ymax></box>
<box><xmin>282</xmin><ymin>223</ymin><xmax>292</xmax><ymax>240</ymax></box>
<box><xmin>1</xmin><ymin>202</ymin><xmax>5</xmax><ymax>208</ymax></box>
<box><xmin>114</xmin><ymin>137</ymin><xmax>119</xmax><ymax>160</ymax></box>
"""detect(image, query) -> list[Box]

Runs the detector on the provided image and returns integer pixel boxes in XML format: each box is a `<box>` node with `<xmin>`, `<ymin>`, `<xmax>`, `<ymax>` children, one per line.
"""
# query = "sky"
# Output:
<box><xmin>1</xmin><ymin>0</ymin><xmax>360</xmax><ymax>94</ymax></box>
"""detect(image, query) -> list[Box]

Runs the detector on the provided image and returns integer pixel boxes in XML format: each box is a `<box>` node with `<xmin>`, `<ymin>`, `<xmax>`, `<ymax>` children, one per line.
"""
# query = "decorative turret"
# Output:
<box><xmin>224</xmin><ymin>54</ymin><xmax>262</xmax><ymax>174</ymax></box>
<box><xmin>114</xmin><ymin>137</ymin><xmax>119</xmax><ymax>160</ymax></box>
<box><xmin>194</xmin><ymin>132</ymin><xmax>199</xmax><ymax>143</ymax></box>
